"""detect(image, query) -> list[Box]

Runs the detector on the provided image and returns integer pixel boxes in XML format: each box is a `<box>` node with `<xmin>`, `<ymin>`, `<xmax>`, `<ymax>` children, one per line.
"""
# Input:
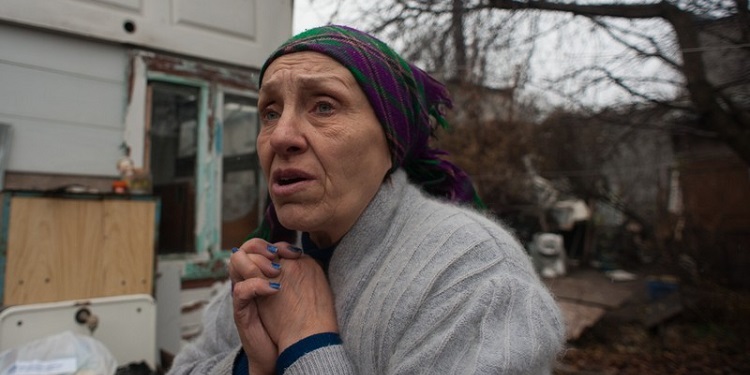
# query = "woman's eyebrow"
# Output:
<box><xmin>297</xmin><ymin>74</ymin><xmax>353</xmax><ymax>91</ymax></box>
<box><xmin>260</xmin><ymin>73</ymin><xmax>353</xmax><ymax>98</ymax></box>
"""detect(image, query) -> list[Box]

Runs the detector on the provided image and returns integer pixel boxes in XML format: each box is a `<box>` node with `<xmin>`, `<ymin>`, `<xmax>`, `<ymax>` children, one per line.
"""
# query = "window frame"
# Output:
<box><xmin>124</xmin><ymin>51</ymin><xmax>263</xmax><ymax>279</ymax></box>
<box><xmin>215</xmin><ymin>87</ymin><xmax>267</xmax><ymax>250</ymax></box>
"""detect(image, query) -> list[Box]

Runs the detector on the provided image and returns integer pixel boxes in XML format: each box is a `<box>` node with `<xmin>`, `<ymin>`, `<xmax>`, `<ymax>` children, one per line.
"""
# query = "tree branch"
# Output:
<box><xmin>587</xmin><ymin>17</ymin><xmax>682</xmax><ymax>70</ymax></box>
<box><xmin>483</xmin><ymin>0</ymin><xmax>676</xmax><ymax>19</ymax></box>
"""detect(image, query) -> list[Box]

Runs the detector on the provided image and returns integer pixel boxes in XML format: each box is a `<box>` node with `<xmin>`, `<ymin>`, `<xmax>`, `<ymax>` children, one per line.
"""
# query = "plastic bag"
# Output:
<box><xmin>0</xmin><ymin>331</ymin><xmax>117</xmax><ymax>375</ymax></box>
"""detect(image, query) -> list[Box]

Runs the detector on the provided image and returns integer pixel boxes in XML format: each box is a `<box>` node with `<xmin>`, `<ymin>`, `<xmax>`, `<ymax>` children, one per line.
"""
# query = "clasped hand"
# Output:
<box><xmin>228</xmin><ymin>238</ymin><xmax>338</xmax><ymax>375</ymax></box>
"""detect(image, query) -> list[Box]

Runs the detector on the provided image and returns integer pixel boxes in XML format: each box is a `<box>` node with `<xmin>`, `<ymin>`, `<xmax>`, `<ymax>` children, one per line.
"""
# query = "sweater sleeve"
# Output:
<box><xmin>280</xmin><ymin>343</ymin><xmax>356</xmax><ymax>374</ymax></box>
<box><xmin>167</xmin><ymin>283</ymin><xmax>243</xmax><ymax>375</ymax></box>
<box><xmin>392</xmin><ymin>269</ymin><xmax>564</xmax><ymax>374</ymax></box>
<box><xmin>382</xmin><ymin>230</ymin><xmax>565</xmax><ymax>375</ymax></box>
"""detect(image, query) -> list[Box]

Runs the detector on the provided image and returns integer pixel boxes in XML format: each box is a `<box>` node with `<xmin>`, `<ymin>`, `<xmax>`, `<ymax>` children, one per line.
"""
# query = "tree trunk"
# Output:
<box><xmin>452</xmin><ymin>0</ymin><xmax>468</xmax><ymax>82</ymax></box>
<box><xmin>663</xmin><ymin>3</ymin><xmax>750</xmax><ymax>165</ymax></box>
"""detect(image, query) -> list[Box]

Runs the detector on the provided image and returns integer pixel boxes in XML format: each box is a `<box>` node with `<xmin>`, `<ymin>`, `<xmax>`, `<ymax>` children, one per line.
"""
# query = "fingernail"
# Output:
<box><xmin>269</xmin><ymin>282</ymin><xmax>281</xmax><ymax>290</ymax></box>
<box><xmin>289</xmin><ymin>245</ymin><xmax>303</xmax><ymax>253</ymax></box>
<box><xmin>267</xmin><ymin>244</ymin><xmax>278</xmax><ymax>254</ymax></box>
<box><xmin>271</xmin><ymin>262</ymin><xmax>281</xmax><ymax>270</ymax></box>
<box><xmin>231</xmin><ymin>247</ymin><xmax>239</xmax><ymax>253</ymax></box>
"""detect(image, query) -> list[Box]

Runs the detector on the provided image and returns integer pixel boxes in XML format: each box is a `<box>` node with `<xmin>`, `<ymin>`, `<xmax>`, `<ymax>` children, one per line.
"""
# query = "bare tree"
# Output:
<box><xmin>485</xmin><ymin>0</ymin><xmax>750</xmax><ymax>164</ymax></box>
<box><xmin>318</xmin><ymin>0</ymin><xmax>750</xmax><ymax>165</ymax></box>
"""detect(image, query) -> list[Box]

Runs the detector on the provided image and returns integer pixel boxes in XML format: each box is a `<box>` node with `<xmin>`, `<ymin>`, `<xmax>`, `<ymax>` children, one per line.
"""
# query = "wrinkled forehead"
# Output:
<box><xmin>259</xmin><ymin>52</ymin><xmax>361</xmax><ymax>106</ymax></box>
<box><xmin>259</xmin><ymin>52</ymin><xmax>354</xmax><ymax>91</ymax></box>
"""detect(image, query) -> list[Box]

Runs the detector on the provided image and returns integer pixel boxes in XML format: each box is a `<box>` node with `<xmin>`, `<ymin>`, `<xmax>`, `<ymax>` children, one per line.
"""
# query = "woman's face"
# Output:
<box><xmin>257</xmin><ymin>52</ymin><xmax>392</xmax><ymax>247</ymax></box>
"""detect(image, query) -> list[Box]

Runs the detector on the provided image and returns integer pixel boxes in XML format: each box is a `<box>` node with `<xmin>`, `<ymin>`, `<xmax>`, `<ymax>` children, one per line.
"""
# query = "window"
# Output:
<box><xmin>148</xmin><ymin>82</ymin><xmax>201</xmax><ymax>254</ymax></box>
<box><xmin>220</xmin><ymin>93</ymin><xmax>263</xmax><ymax>249</ymax></box>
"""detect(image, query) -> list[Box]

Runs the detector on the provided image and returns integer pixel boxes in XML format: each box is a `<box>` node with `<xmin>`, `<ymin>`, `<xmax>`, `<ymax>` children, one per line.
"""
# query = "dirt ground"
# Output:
<box><xmin>553</xmin><ymin>278</ymin><xmax>750</xmax><ymax>374</ymax></box>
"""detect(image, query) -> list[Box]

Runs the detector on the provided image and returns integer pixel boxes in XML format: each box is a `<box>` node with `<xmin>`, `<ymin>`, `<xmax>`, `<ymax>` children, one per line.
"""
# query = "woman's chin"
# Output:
<box><xmin>275</xmin><ymin>205</ymin><xmax>322</xmax><ymax>232</ymax></box>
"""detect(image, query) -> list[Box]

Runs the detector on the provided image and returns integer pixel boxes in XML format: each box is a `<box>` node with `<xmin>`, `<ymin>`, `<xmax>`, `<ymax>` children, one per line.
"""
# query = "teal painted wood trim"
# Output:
<box><xmin>153</xmin><ymin>196</ymin><xmax>162</xmax><ymax>269</ymax></box>
<box><xmin>195</xmin><ymin>84</ymin><xmax>220</xmax><ymax>256</ymax></box>
<box><xmin>145</xmin><ymin>72</ymin><xmax>207</xmax><ymax>87</ymax></box>
<box><xmin>0</xmin><ymin>193</ymin><xmax>12</xmax><ymax>304</ymax></box>
<box><xmin>182</xmin><ymin>258</ymin><xmax>228</xmax><ymax>281</ymax></box>
<box><xmin>146</xmin><ymin>73</ymin><xmax>219</xmax><ymax>257</ymax></box>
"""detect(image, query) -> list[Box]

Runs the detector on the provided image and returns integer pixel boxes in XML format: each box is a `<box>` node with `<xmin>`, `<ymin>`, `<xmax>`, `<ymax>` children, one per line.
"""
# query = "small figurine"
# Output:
<box><xmin>114</xmin><ymin>143</ymin><xmax>135</xmax><ymax>194</ymax></box>
<box><xmin>529</xmin><ymin>232</ymin><xmax>567</xmax><ymax>278</ymax></box>
<box><xmin>117</xmin><ymin>151</ymin><xmax>135</xmax><ymax>181</ymax></box>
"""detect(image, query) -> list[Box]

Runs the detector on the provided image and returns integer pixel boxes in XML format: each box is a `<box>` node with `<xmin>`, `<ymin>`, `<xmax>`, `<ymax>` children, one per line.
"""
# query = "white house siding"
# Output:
<box><xmin>0</xmin><ymin>23</ymin><xmax>128</xmax><ymax>177</ymax></box>
<box><xmin>0</xmin><ymin>0</ymin><xmax>292</xmax><ymax>69</ymax></box>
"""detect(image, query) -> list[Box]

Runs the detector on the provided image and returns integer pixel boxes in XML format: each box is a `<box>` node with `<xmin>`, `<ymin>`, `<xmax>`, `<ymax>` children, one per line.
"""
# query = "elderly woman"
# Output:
<box><xmin>168</xmin><ymin>25</ymin><xmax>564</xmax><ymax>375</ymax></box>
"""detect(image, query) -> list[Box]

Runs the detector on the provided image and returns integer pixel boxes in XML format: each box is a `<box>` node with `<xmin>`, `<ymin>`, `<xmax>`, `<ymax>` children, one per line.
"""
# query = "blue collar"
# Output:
<box><xmin>301</xmin><ymin>232</ymin><xmax>337</xmax><ymax>274</ymax></box>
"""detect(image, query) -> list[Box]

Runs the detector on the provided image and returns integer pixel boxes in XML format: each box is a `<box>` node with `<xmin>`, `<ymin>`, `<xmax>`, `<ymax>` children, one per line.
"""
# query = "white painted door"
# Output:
<box><xmin>0</xmin><ymin>0</ymin><xmax>292</xmax><ymax>68</ymax></box>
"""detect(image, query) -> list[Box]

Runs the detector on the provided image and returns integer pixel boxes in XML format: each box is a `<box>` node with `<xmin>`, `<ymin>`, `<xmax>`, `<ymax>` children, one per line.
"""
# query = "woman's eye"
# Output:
<box><xmin>315</xmin><ymin>101</ymin><xmax>334</xmax><ymax>115</ymax></box>
<box><xmin>262</xmin><ymin>110</ymin><xmax>280</xmax><ymax>122</ymax></box>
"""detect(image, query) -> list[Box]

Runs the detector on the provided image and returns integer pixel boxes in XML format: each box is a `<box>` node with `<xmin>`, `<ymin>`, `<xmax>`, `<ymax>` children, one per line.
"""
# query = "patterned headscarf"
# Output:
<box><xmin>250</xmin><ymin>25</ymin><xmax>483</xmax><ymax>242</ymax></box>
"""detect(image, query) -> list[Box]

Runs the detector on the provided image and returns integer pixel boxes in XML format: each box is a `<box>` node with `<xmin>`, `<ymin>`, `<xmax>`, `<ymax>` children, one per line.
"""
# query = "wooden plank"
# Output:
<box><xmin>556</xmin><ymin>300</ymin><xmax>607</xmax><ymax>341</ymax></box>
<box><xmin>545</xmin><ymin>269</ymin><xmax>641</xmax><ymax>340</ymax></box>
<box><xmin>3</xmin><ymin>196</ymin><xmax>155</xmax><ymax>305</ymax></box>
<box><xmin>4</xmin><ymin>197</ymin><xmax>104</xmax><ymax>304</ymax></box>
<box><xmin>545</xmin><ymin>269</ymin><xmax>635</xmax><ymax>309</ymax></box>
<box><xmin>101</xmin><ymin>200</ymin><xmax>155</xmax><ymax>296</ymax></box>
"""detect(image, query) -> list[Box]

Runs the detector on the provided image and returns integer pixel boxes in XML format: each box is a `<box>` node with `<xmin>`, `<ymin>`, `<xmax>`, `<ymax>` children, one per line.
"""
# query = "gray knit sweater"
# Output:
<box><xmin>168</xmin><ymin>170</ymin><xmax>565</xmax><ymax>374</ymax></box>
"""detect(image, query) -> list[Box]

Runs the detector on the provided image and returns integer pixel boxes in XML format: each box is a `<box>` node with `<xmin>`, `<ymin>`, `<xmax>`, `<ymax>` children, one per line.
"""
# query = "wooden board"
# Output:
<box><xmin>544</xmin><ymin>269</ymin><xmax>635</xmax><ymax>309</ymax></box>
<box><xmin>101</xmin><ymin>200</ymin><xmax>155</xmax><ymax>296</ymax></box>
<box><xmin>544</xmin><ymin>268</ymin><xmax>642</xmax><ymax>340</ymax></box>
<box><xmin>556</xmin><ymin>300</ymin><xmax>607</xmax><ymax>341</ymax></box>
<box><xmin>3</xmin><ymin>196</ymin><xmax>155</xmax><ymax>305</ymax></box>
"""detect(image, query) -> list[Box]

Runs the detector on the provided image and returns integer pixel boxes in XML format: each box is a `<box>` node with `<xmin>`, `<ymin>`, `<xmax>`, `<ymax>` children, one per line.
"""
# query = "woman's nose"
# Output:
<box><xmin>268</xmin><ymin>111</ymin><xmax>307</xmax><ymax>155</ymax></box>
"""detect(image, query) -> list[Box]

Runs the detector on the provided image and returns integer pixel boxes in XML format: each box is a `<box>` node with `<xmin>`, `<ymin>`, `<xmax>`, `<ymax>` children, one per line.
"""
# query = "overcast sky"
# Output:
<box><xmin>292</xmin><ymin>0</ymin><xmax>335</xmax><ymax>33</ymax></box>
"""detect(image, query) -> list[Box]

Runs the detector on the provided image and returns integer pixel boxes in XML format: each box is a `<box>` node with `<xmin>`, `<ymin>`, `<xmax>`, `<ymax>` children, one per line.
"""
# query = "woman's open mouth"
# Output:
<box><xmin>278</xmin><ymin>176</ymin><xmax>306</xmax><ymax>186</ymax></box>
<box><xmin>271</xmin><ymin>169</ymin><xmax>314</xmax><ymax>196</ymax></box>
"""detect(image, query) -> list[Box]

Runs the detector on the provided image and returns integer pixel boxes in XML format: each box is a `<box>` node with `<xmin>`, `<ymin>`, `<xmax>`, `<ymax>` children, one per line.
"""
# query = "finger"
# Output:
<box><xmin>271</xmin><ymin>241</ymin><xmax>305</xmax><ymax>260</ymax></box>
<box><xmin>232</xmin><ymin>278</ymin><xmax>281</xmax><ymax>307</ymax></box>
<box><xmin>236</xmin><ymin>238</ymin><xmax>283</xmax><ymax>260</ymax></box>
<box><xmin>239</xmin><ymin>318</ymin><xmax>277</xmax><ymax>373</ymax></box>
<box><xmin>232</xmin><ymin>300</ymin><xmax>278</xmax><ymax>375</ymax></box>
<box><xmin>228</xmin><ymin>252</ymin><xmax>281</xmax><ymax>283</ymax></box>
